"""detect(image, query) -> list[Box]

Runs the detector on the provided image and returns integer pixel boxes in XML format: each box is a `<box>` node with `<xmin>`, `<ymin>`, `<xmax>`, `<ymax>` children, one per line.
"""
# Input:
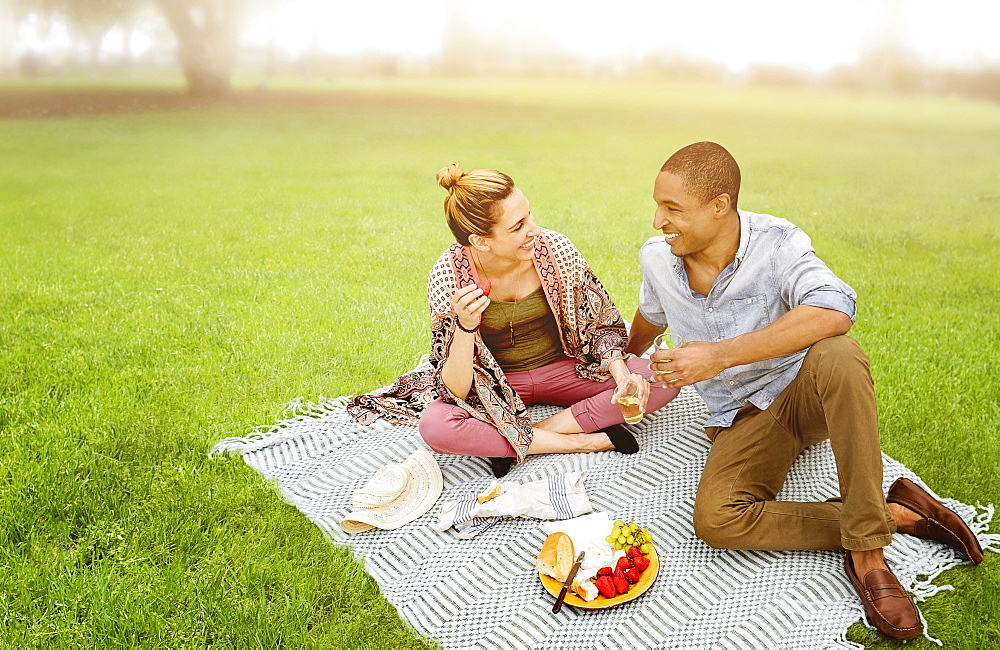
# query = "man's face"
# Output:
<box><xmin>652</xmin><ymin>171</ymin><xmax>722</xmax><ymax>258</ymax></box>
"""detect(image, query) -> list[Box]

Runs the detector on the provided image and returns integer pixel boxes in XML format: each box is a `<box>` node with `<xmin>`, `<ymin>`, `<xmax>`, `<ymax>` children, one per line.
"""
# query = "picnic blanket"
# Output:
<box><xmin>212</xmin><ymin>359</ymin><xmax>996</xmax><ymax>650</ymax></box>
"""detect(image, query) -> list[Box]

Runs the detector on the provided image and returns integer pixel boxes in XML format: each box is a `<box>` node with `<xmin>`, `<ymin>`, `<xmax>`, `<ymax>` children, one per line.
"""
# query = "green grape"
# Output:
<box><xmin>605</xmin><ymin>535</ymin><xmax>615</xmax><ymax>543</ymax></box>
<box><xmin>614</xmin><ymin>520</ymin><xmax>625</xmax><ymax>528</ymax></box>
<box><xmin>614</xmin><ymin>542</ymin><xmax>623</xmax><ymax>550</ymax></box>
<box><xmin>640</xmin><ymin>543</ymin><xmax>652</xmax><ymax>554</ymax></box>
<box><xmin>617</xmin><ymin>535</ymin><xmax>626</xmax><ymax>544</ymax></box>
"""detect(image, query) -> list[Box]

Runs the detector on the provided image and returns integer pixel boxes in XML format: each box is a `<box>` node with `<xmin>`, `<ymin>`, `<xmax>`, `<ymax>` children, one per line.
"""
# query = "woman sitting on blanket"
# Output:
<box><xmin>347</xmin><ymin>164</ymin><xmax>679</xmax><ymax>477</ymax></box>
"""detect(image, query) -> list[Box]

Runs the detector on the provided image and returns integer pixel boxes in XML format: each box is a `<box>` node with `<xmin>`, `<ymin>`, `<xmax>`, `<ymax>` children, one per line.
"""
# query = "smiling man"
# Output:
<box><xmin>624</xmin><ymin>141</ymin><xmax>984</xmax><ymax>641</ymax></box>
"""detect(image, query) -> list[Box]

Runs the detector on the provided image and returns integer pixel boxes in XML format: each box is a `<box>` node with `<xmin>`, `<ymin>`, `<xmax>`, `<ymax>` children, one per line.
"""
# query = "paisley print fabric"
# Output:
<box><xmin>346</xmin><ymin>229</ymin><xmax>630</xmax><ymax>459</ymax></box>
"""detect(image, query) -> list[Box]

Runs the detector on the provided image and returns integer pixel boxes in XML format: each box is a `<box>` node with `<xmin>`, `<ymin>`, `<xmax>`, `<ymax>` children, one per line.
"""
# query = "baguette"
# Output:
<box><xmin>476</xmin><ymin>483</ymin><xmax>505</xmax><ymax>504</ymax></box>
<box><xmin>535</xmin><ymin>532</ymin><xmax>574</xmax><ymax>582</ymax></box>
<box><xmin>573</xmin><ymin>577</ymin><xmax>599</xmax><ymax>601</ymax></box>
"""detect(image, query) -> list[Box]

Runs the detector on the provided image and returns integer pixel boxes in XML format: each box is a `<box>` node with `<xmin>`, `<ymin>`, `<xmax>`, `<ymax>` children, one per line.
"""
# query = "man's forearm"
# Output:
<box><xmin>716</xmin><ymin>305</ymin><xmax>853</xmax><ymax>369</ymax></box>
<box><xmin>650</xmin><ymin>304</ymin><xmax>853</xmax><ymax>388</ymax></box>
<box><xmin>625</xmin><ymin>309</ymin><xmax>666</xmax><ymax>356</ymax></box>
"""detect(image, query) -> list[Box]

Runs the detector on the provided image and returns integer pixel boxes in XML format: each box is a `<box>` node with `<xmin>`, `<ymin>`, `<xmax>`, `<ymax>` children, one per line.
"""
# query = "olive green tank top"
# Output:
<box><xmin>480</xmin><ymin>286</ymin><xmax>566</xmax><ymax>372</ymax></box>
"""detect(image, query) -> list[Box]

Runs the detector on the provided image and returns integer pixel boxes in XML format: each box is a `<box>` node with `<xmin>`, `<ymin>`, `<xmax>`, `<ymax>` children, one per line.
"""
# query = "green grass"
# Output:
<box><xmin>1</xmin><ymin>75</ymin><xmax>998</xmax><ymax>648</ymax></box>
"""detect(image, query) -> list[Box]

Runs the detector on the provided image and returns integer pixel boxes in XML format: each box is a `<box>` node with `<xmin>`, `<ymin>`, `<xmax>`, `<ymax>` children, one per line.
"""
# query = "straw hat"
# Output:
<box><xmin>340</xmin><ymin>449</ymin><xmax>443</xmax><ymax>534</ymax></box>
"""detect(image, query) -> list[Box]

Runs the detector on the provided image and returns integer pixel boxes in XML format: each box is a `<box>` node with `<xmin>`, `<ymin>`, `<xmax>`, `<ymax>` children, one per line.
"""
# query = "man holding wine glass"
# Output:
<box><xmin>623</xmin><ymin>142</ymin><xmax>984</xmax><ymax>641</ymax></box>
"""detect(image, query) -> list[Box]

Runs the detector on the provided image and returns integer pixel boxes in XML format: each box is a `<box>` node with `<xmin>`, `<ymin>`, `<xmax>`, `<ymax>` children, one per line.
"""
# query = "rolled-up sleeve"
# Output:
<box><xmin>776</xmin><ymin>229</ymin><xmax>857</xmax><ymax>321</ymax></box>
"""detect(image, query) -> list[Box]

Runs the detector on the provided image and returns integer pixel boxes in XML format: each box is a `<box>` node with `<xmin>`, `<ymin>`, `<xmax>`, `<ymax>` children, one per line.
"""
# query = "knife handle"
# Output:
<box><xmin>552</xmin><ymin>585</ymin><xmax>571</xmax><ymax>613</ymax></box>
<box><xmin>551</xmin><ymin>550</ymin><xmax>585</xmax><ymax>614</ymax></box>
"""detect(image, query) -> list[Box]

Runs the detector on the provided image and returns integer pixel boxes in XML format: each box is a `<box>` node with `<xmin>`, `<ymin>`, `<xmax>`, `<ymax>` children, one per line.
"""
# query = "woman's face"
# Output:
<box><xmin>481</xmin><ymin>187</ymin><xmax>540</xmax><ymax>261</ymax></box>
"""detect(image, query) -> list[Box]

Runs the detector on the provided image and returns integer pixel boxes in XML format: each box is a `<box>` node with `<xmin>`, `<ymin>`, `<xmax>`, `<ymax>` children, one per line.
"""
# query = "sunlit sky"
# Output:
<box><xmin>241</xmin><ymin>0</ymin><xmax>1000</xmax><ymax>71</ymax></box>
<box><xmin>13</xmin><ymin>0</ymin><xmax>1000</xmax><ymax>72</ymax></box>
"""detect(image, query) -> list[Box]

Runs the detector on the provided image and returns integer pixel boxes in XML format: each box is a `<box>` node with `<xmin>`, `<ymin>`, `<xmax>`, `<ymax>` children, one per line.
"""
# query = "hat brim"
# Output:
<box><xmin>340</xmin><ymin>448</ymin><xmax>443</xmax><ymax>534</ymax></box>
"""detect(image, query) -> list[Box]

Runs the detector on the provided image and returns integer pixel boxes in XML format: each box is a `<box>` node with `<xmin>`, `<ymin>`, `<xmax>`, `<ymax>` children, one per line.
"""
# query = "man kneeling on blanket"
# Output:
<box><xmin>625</xmin><ymin>142</ymin><xmax>984</xmax><ymax>641</ymax></box>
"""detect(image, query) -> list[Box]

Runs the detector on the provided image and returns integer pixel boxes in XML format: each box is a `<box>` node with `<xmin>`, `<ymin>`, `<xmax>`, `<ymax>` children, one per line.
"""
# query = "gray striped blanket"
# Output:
<box><xmin>212</xmin><ymin>379</ymin><xmax>996</xmax><ymax>649</ymax></box>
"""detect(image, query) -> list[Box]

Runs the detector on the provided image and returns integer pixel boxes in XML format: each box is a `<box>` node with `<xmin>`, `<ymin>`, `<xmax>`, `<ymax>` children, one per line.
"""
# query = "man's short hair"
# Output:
<box><xmin>661</xmin><ymin>142</ymin><xmax>740</xmax><ymax>210</ymax></box>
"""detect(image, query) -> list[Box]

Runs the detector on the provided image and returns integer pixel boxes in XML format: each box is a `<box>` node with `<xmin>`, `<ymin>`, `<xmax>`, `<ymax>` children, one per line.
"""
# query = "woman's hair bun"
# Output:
<box><xmin>436</xmin><ymin>162</ymin><xmax>465</xmax><ymax>190</ymax></box>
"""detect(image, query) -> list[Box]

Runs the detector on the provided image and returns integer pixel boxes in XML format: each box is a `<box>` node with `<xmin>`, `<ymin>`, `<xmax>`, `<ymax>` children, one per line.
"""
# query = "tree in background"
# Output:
<box><xmin>11</xmin><ymin>0</ymin><xmax>248</xmax><ymax>96</ymax></box>
<box><xmin>154</xmin><ymin>0</ymin><xmax>239</xmax><ymax>97</ymax></box>
<box><xmin>64</xmin><ymin>0</ymin><xmax>133</xmax><ymax>67</ymax></box>
<box><xmin>13</xmin><ymin>0</ymin><xmax>132</xmax><ymax>67</ymax></box>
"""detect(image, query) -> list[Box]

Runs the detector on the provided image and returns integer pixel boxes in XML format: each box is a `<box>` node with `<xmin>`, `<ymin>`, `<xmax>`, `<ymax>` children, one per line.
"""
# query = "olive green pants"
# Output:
<box><xmin>695</xmin><ymin>335</ymin><xmax>895</xmax><ymax>552</ymax></box>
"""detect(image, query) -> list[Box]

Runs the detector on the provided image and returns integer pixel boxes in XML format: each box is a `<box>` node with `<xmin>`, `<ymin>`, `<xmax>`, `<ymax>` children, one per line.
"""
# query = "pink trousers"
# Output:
<box><xmin>419</xmin><ymin>357</ymin><xmax>679</xmax><ymax>458</ymax></box>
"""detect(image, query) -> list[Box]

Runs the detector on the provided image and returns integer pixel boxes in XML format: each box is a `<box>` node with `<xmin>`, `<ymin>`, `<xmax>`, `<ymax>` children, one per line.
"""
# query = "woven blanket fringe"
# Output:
<box><xmin>973</xmin><ymin>503</ymin><xmax>1000</xmax><ymax>555</ymax></box>
<box><xmin>208</xmin><ymin>394</ymin><xmax>353</xmax><ymax>456</ymax></box>
<box><xmin>209</xmin><ymin>356</ymin><xmax>435</xmax><ymax>457</ymax></box>
<box><xmin>832</xmin><ymin>603</ymin><xmax>867</xmax><ymax>649</ymax></box>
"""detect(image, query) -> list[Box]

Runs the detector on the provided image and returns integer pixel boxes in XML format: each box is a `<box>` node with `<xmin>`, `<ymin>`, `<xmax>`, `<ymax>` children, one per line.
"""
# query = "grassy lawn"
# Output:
<box><xmin>1</xmin><ymin>75</ymin><xmax>998</xmax><ymax>648</ymax></box>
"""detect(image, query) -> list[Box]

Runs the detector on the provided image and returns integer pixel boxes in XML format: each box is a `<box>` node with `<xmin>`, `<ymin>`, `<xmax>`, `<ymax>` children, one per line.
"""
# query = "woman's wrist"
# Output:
<box><xmin>455</xmin><ymin>320</ymin><xmax>479</xmax><ymax>334</ymax></box>
<box><xmin>608</xmin><ymin>356</ymin><xmax>630</xmax><ymax>381</ymax></box>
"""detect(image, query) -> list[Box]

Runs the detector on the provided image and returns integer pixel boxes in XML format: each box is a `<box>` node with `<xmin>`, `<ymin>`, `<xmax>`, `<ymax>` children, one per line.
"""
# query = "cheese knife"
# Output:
<box><xmin>552</xmin><ymin>551</ymin><xmax>586</xmax><ymax>613</ymax></box>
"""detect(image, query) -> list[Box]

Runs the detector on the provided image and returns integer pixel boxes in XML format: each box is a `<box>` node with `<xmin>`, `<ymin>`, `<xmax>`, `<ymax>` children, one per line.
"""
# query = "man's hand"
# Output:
<box><xmin>646</xmin><ymin>305</ymin><xmax>853</xmax><ymax>388</ymax></box>
<box><xmin>649</xmin><ymin>341</ymin><xmax>725</xmax><ymax>388</ymax></box>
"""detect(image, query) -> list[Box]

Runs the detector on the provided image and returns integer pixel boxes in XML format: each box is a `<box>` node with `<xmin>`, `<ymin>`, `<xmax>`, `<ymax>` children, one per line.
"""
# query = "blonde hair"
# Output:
<box><xmin>436</xmin><ymin>162</ymin><xmax>515</xmax><ymax>245</ymax></box>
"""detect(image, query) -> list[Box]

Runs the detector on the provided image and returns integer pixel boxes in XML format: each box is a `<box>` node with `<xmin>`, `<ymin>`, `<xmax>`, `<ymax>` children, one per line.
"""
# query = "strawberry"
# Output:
<box><xmin>616</xmin><ymin>556</ymin><xmax>633</xmax><ymax>571</ymax></box>
<box><xmin>633</xmin><ymin>556</ymin><xmax>651</xmax><ymax>572</ymax></box>
<box><xmin>624</xmin><ymin>567</ymin><xmax>641</xmax><ymax>583</ymax></box>
<box><xmin>595</xmin><ymin>575</ymin><xmax>616</xmax><ymax>598</ymax></box>
<box><xmin>614</xmin><ymin>575</ymin><xmax>630</xmax><ymax>595</ymax></box>
<box><xmin>476</xmin><ymin>278</ymin><xmax>491</xmax><ymax>296</ymax></box>
<box><xmin>626</xmin><ymin>545</ymin><xmax>642</xmax><ymax>559</ymax></box>
<box><xmin>597</xmin><ymin>566</ymin><xmax>613</xmax><ymax>577</ymax></box>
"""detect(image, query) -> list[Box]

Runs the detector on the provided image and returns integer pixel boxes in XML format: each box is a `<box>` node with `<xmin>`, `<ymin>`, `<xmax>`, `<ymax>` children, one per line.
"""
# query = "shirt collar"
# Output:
<box><xmin>735</xmin><ymin>209</ymin><xmax>751</xmax><ymax>266</ymax></box>
<box><xmin>670</xmin><ymin>209</ymin><xmax>750</xmax><ymax>272</ymax></box>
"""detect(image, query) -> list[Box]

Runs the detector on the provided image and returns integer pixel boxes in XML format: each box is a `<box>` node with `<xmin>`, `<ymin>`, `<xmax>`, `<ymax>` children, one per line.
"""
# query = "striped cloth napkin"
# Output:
<box><xmin>434</xmin><ymin>472</ymin><xmax>592</xmax><ymax>538</ymax></box>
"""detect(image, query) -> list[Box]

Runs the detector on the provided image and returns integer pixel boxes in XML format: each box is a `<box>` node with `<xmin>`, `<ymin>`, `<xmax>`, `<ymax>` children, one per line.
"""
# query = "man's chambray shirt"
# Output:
<box><xmin>638</xmin><ymin>209</ymin><xmax>857</xmax><ymax>428</ymax></box>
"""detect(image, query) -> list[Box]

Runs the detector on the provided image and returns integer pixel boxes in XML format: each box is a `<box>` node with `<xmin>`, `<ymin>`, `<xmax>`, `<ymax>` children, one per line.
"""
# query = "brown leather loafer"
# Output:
<box><xmin>887</xmin><ymin>477</ymin><xmax>984</xmax><ymax>565</ymax></box>
<box><xmin>844</xmin><ymin>553</ymin><xmax>922</xmax><ymax>640</ymax></box>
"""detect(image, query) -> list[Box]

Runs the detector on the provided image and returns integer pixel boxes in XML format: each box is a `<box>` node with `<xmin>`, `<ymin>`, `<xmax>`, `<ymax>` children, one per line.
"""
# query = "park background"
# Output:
<box><xmin>1</xmin><ymin>1</ymin><xmax>998</xmax><ymax>647</ymax></box>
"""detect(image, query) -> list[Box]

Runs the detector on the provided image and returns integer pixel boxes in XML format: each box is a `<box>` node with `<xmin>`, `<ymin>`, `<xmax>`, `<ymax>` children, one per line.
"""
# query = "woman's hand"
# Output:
<box><xmin>608</xmin><ymin>358</ymin><xmax>650</xmax><ymax>412</ymax></box>
<box><xmin>451</xmin><ymin>283</ymin><xmax>490</xmax><ymax>331</ymax></box>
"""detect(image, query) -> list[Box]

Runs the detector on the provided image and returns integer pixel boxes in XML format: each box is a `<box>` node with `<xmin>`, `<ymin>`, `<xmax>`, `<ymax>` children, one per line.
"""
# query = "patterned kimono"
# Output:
<box><xmin>347</xmin><ymin>229</ymin><xmax>630</xmax><ymax>460</ymax></box>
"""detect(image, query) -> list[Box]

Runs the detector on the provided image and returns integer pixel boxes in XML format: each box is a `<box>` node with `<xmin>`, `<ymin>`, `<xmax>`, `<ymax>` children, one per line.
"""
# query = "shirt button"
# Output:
<box><xmin>715</xmin><ymin>338</ymin><xmax>721</xmax><ymax>342</ymax></box>
<box><xmin>707</xmin><ymin>307</ymin><xmax>714</xmax><ymax>313</ymax></box>
<box><xmin>747</xmin><ymin>298</ymin><xmax>753</xmax><ymax>304</ymax></box>
<box><xmin>728</xmin><ymin>380</ymin><xmax>735</xmax><ymax>386</ymax></box>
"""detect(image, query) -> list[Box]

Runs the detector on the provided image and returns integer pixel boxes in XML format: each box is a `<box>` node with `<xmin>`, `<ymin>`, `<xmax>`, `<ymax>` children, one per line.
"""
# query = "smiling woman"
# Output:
<box><xmin>345</xmin><ymin>162</ymin><xmax>681</xmax><ymax>477</ymax></box>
